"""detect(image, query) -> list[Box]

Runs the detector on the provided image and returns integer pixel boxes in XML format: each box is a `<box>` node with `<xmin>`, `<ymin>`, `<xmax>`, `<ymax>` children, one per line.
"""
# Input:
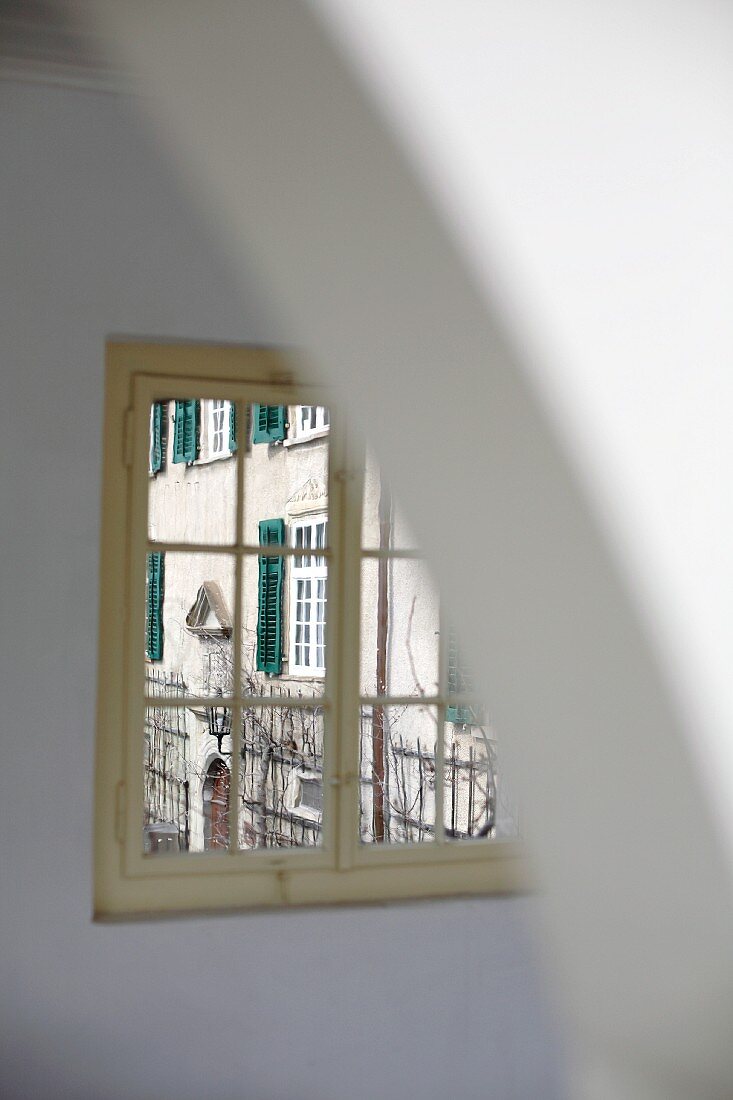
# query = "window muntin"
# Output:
<box><xmin>95</xmin><ymin>345</ymin><xmax>521</xmax><ymax>919</ymax></box>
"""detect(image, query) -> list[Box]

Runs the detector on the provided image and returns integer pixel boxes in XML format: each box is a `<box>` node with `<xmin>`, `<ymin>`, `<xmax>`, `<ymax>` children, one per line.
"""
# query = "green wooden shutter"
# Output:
<box><xmin>150</xmin><ymin>402</ymin><xmax>164</xmax><ymax>473</ymax></box>
<box><xmin>257</xmin><ymin>518</ymin><xmax>285</xmax><ymax>673</ymax></box>
<box><xmin>146</xmin><ymin>552</ymin><xmax>165</xmax><ymax>661</ymax></box>
<box><xmin>228</xmin><ymin>401</ymin><xmax>237</xmax><ymax>453</ymax></box>
<box><xmin>172</xmin><ymin>400</ymin><xmax>199</xmax><ymax>463</ymax></box>
<box><xmin>252</xmin><ymin>404</ymin><xmax>287</xmax><ymax>444</ymax></box>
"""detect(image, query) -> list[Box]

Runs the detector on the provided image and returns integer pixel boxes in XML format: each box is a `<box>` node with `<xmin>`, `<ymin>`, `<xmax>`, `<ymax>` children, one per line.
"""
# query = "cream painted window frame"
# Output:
<box><xmin>95</xmin><ymin>342</ymin><xmax>523</xmax><ymax>920</ymax></box>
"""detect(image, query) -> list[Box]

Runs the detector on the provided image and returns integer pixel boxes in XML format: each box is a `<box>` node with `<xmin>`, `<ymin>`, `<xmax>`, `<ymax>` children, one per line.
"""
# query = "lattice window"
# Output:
<box><xmin>94</xmin><ymin>343</ymin><xmax>521</xmax><ymax>919</ymax></box>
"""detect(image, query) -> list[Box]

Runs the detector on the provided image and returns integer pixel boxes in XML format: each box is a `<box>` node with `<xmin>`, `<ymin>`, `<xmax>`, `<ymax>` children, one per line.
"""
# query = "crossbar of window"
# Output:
<box><xmin>360</xmin><ymin>547</ymin><xmax>422</xmax><ymax>560</ymax></box>
<box><xmin>143</xmin><ymin>694</ymin><xmax>331</xmax><ymax>708</ymax></box>
<box><xmin>145</xmin><ymin>540</ymin><xmax>334</xmax><ymax>558</ymax></box>
<box><xmin>359</xmin><ymin>694</ymin><xmax>484</xmax><ymax>708</ymax></box>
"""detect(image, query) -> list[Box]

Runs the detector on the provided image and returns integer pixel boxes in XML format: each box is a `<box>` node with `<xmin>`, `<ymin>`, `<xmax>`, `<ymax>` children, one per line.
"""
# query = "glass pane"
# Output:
<box><xmin>143</xmin><ymin>703</ymin><xmax>204</xmax><ymax>856</ymax></box>
<box><xmin>443</xmin><ymin>722</ymin><xmax>493</xmax><ymax>840</ymax></box>
<box><xmin>240</xmin><ymin>548</ymin><xmax>328</xmax><ymax>700</ymax></box>
<box><xmin>142</xmin><ymin>717</ymin><xmax>234</xmax><ymax>856</ymax></box>
<box><xmin>359</xmin><ymin>704</ymin><xmax>438</xmax><ymax>844</ymax></box>
<box><xmin>361</xmin><ymin>450</ymin><xmax>419</xmax><ymax>551</ymax></box>
<box><xmin>242</xmin><ymin>403</ymin><xmax>330</xmax><ymax>547</ymax></box>
<box><xmin>239</xmin><ymin>706</ymin><xmax>325</xmax><ymax>849</ymax></box>
<box><xmin>443</xmin><ymin>721</ymin><xmax>519</xmax><ymax>840</ymax></box>
<box><xmin>143</xmin><ymin>551</ymin><xmax>236</xmax><ymax>699</ymax></box>
<box><xmin>360</xmin><ymin>558</ymin><xmax>440</xmax><ymax>697</ymax></box>
<box><xmin>148</xmin><ymin>398</ymin><xmax>237</xmax><ymax>545</ymax></box>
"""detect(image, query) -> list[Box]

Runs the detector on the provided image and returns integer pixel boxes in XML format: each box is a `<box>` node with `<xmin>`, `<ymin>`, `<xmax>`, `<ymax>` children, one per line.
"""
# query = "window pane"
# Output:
<box><xmin>239</xmin><ymin>706</ymin><xmax>325</xmax><ymax>849</ymax></box>
<box><xmin>143</xmin><ymin>704</ymin><xmax>192</xmax><ymax>856</ymax></box>
<box><xmin>144</xmin><ymin>552</ymin><xmax>236</xmax><ymax>700</ymax></box>
<box><xmin>359</xmin><ymin>704</ymin><xmax>438</xmax><ymax>844</ymax></box>
<box><xmin>361</xmin><ymin>451</ymin><xmax>419</xmax><ymax>551</ymax></box>
<box><xmin>240</xmin><ymin>553</ymin><xmax>327</xmax><ymax>698</ymax></box>
<box><xmin>148</xmin><ymin>399</ymin><xmax>237</xmax><ymax>545</ymax></box>
<box><xmin>242</xmin><ymin>404</ymin><xmax>330</xmax><ymax>546</ymax></box>
<box><xmin>444</xmin><ymin>722</ymin><xmax>519</xmax><ymax>841</ymax></box>
<box><xmin>360</xmin><ymin>558</ymin><xmax>440</xmax><ymax>697</ymax></box>
<box><xmin>143</xmin><ymin>700</ymin><xmax>233</xmax><ymax>857</ymax></box>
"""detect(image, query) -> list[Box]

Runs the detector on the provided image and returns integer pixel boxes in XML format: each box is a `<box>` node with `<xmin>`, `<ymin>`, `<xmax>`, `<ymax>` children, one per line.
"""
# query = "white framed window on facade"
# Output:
<box><xmin>207</xmin><ymin>398</ymin><xmax>231</xmax><ymax>460</ymax></box>
<box><xmin>289</xmin><ymin>516</ymin><xmax>328</xmax><ymax>676</ymax></box>
<box><xmin>285</xmin><ymin>403</ymin><xmax>330</xmax><ymax>445</ymax></box>
<box><xmin>95</xmin><ymin>342</ymin><xmax>522</xmax><ymax>920</ymax></box>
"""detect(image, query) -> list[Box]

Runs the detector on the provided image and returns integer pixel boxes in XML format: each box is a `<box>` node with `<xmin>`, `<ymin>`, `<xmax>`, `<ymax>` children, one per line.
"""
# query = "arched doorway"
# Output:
<box><xmin>202</xmin><ymin>759</ymin><xmax>230</xmax><ymax>850</ymax></box>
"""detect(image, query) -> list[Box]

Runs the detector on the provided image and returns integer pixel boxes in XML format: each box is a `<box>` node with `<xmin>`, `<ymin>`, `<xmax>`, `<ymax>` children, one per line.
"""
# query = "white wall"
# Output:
<box><xmin>89</xmin><ymin>7</ymin><xmax>733</xmax><ymax>1095</ymax></box>
<box><xmin>0</xmin><ymin>80</ymin><xmax>564</xmax><ymax>1100</ymax></box>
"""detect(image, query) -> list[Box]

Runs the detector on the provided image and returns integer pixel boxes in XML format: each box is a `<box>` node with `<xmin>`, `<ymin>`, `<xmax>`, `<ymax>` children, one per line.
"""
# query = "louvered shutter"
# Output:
<box><xmin>257</xmin><ymin>519</ymin><xmax>285</xmax><ymax>673</ymax></box>
<box><xmin>228</xmin><ymin>401</ymin><xmax>237</xmax><ymax>453</ymax></box>
<box><xmin>252</xmin><ymin>404</ymin><xmax>287</xmax><ymax>444</ymax></box>
<box><xmin>146</xmin><ymin>552</ymin><xmax>165</xmax><ymax>661</ymax></box>
<box><xmin>172</xmin><ymin>400</ymin><xmax>199</xmax><ymax>463</ymax></box>
<box><xmin>150</xmin><ymin>402</ymin><xmax>164</xmax><ymax>473</ymax></box>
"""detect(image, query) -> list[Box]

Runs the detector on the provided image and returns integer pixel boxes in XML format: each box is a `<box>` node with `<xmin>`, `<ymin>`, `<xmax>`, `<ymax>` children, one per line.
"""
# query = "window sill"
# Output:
<box><xmin>192</xmin><ymin>451</ymin><xmax>235</xmax><ymax>466</ymax></box>
<box><xmin>283</xmin><ymin>428</ymin><xmax>330</xmax><ymax>447</ymax></box>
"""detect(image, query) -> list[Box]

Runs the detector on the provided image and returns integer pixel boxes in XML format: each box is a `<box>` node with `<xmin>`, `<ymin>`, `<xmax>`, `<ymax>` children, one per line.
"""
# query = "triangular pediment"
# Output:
<box><xmin>185</xmin><ymin>582</ymin><xmax>232</xmax><ymax>636</ymax></box>
<box><xmin>285</xmin><ymin>476</ymin><xmax>328</xmax><ymax>516</ymax></box>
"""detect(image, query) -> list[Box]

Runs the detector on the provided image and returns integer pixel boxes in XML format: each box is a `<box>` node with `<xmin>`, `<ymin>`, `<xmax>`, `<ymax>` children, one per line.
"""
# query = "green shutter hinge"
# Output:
<box><xmin>123</xmin><ymin>409</ymin><xmax>134</xmax><ymax>468</ymax></box>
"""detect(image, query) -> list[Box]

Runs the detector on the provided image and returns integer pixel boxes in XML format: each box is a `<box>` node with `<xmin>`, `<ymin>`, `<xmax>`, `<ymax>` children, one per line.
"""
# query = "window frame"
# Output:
<box><xmin>95</xmin><ymin>342</ymin><xmax>523</xmax><ymax>920</ymax></box>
